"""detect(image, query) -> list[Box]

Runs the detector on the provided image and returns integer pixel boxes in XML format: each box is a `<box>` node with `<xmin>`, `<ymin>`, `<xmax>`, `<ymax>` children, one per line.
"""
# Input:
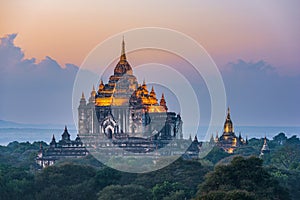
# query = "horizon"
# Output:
<box><xmin>0</xmin><ymin>121</ymin><xmax>299</xmax><ymax>147</ymax></box>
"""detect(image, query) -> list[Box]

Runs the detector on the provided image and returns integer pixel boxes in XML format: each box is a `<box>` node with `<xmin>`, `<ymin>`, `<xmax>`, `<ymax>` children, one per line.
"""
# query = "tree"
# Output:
<box><xmin>94</xmin><ymin>167</ymin><xmax>121</xmax><ymax>190</ymax></box>
<box><xmin>273</xmin><ymin>133</ymin><xmax>287</xmax><ymax>145</ymax></box>
<box><xmin>34</xmin><ymin>163</ymin><xmax>98</xmax><ymax>200</ymax></box>
<box><xmin>203</xmin><ymin>146</ymin><xmax>230</xmax><ymax>164</ymax></box>
<box><xmin>98</xmin><ymin>184</ymin><xmax>152</xmax><ymax>200</ymax></box>
<box><xmin>271</xmin><ymin>143</ymin><xmax>300</xmax><ymax>170</ymax></box>
<box><xmin>196</xmin><ymin>156</ymin><xmax>290</xmax><ymax>200</ymax></box>
<box><xmin>0</xmin><ymin>165</ymin><xmax>35</xmax><ymax>200</ymax></box>
<box><xmin>199</xmin><ymin>190</ymin><xmax>255</xmax><ymax>200</ymax></box>
<box><xmin>152</xmin><ymin>181</ymin><xmax>182</xmax><ymax>200</ymax></box>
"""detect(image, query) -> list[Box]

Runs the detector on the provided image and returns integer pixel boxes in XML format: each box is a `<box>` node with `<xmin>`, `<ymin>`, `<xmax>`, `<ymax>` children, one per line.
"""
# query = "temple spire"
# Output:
<box><xmin>120</xmin><ymin>36</ymin><xmax>126</xmax><ymax>62</ymax></box>
<box><xmin>91</xmin><ymin>85</ymin><xmax>96</xmax><ymax>96</ymax></box>
<box><xmin>98</xmin><ymin>80</ymin><xmax>104</xmax><ymax>92</ymax></box>
<box><xmin>224</xmin><ymin>107</ymin><xmax>233</xmax><ymax>133</ymax></box>
<box><xmin>227</xmin><ymin>107</ymin><xmax>230</xmax><ymax>119</ymax></box>
<box><xmin>160</xmin><ymin>93</ymin><xmax>168</xmax><ymax>111</ymax></box>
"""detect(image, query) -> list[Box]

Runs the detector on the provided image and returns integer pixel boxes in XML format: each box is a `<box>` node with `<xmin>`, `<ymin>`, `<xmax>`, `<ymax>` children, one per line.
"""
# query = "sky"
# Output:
<box><xmin>0</xmin><ymin>1</ymin><xmax>300</xmax><ymax>127</ymax></box>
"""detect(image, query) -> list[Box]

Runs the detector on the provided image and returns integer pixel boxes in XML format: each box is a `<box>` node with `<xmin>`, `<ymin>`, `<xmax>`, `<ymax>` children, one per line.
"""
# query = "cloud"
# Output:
<box><xmin>221</xmin><ymin>60</ymin><xmax>300</xmax><ymax>126</ymax></box>
<box><xmin>0</xmin><ymin>34</ymin><xmax>78</xmax><ymax>124</ymax></box>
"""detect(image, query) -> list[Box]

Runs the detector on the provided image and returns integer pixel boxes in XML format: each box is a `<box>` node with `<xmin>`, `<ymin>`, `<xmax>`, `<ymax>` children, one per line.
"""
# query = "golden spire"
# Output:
<box><xmin>149</xmin><ymin>86</ymin><xmax>158</xmax><ymax>104</ymax></box>
<box><xmin>81</xmin><ymin>92</ymin><xmax>85</xmax><ymax>100</ymax></box>
<box><xmin>215</xmin><ymin>131</ymin><xmax>219</xmax><ymax>142</ymax></box>
<box><xmin>120</xmin><ymin>36</ymin><xmax>126</xmax><ymax>63</ymax></box>
<box><xmin>160</xmin><ymin>93</ymin><xmax>168</xmax><ymax>111</ymax></box>
<box><xmin>227</xmin><ymin>107</ymin><xmax>230</xmax><ymax>119</ymax></box>
<box><xmin>224</xmin><ymin>107</ymin><xmax>233</xmax><ymax>133</ymax></box>
<box><xmin>142</xmin><ymin>79</ymin><xmax>148</xmax><ymax>91</ymax></box>
<box><xmin>150</xmin><ymin>86</ymin><xmax>156</xmax><ymax>96</ymax></box>
<box><xmin>98</xmin><ymin>80</ymin><xmax>104</xmax><ymax>92</ymax></box>
<box><xmin>91</xmin><ymin>85</ymin><xmax>96</xmax><ymax>96</ymax></box>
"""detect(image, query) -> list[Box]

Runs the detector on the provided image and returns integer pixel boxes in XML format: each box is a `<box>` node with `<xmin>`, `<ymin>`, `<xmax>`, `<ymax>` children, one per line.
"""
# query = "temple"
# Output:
<box><xmin>36</xmin><ymin>38</ymin><xmax>201</xmax><ymax>168</ymax></box>
<box><xmin>260</xmin><ymin>136</ymin><xmax>270</xmax><ymax>157</ymax></box>
<box><xmin>78</xmin><ymin>38</ymin><xmax>183</xmax><ymax>143</ymax></box>
<box><xmin>214</xmin><ymin>107</ymin><xmax>247</xmax><ymax>153</ymax></box>
<box><xmin>36</xmin><ymin>126</ymin><xmax>88</xmax><ymax>168</ymax></box>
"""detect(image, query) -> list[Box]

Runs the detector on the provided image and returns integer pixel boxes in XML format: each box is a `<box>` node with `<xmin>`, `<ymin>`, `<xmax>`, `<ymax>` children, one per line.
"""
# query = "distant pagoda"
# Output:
<box><xmin>214</xmin><ymin>107</ymin><xmax>247</xmax><ymax>153</ymax></box>
<box><xmin>260</xmin><ymin>136</ymin><xmax>270</xmax><ymax>157</ymax></box>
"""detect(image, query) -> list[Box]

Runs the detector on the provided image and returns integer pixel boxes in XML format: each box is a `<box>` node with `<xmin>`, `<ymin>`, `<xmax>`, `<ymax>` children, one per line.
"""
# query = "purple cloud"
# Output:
<box><xmin>0</xmin><ymin>34</ymin><xmax>78</xmax><ymax>124</ymax></box>
<box><xmin>221</xmin><ymin>60</ymin><xmax>300</xmax><ymax>126</ymax></box>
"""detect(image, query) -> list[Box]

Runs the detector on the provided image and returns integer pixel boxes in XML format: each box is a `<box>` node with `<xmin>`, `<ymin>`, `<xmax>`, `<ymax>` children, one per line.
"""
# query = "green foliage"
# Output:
<box><xmin>55</xmin><ymin>154</ymin><xmax>103</xmax><ymax>169</ymax></box>
<box><xmin>271</xmin><ymin>143</ymin><xmax>300</xmax><ymax>170</ymax></box>
<box><xmin>133</xmin><ymin>158</ymin><xmax>211</xmax><ymax>198</ymax></box>
<box><xmin>35</xmin><ymin>163</ymin><xmax>98</xmax><ymax>200</ymax></box>
<box><xmin>273</xmin><ymin>132</ymin><xmax>287</xmax><ymax>145</ymax></box>
<box><xmin>162</xmin><ymin>190</ymin><xmax>186</xmax><ymax>200</ymax></box>
<box><xmin>152</xmin><ymin>181</ymin><xmax>182</xmax><ymax>200</ymax></box>
<box><xmin>0</xmin><ymin>141</ymin><xmax>47</xmax><ymax>169</ymax></box>
<box><xmin>203</xmin><ymin>146</ymin><xmax>230</xmax><ymax>164</ymax></box>
<box><xmin>0</xmin><ymin>164</ymin><xmax>35</xmax><ymax>200</ymax></box>
<box><xmin>196</xmin><ymin>190</ymin><xmax>255</xmax><ymax>200</ymax></box>
<box><xmin>270</xmin><ymin>168</ymin><xmax>300</xmax><ymax>200</ymax></box>
<box><xmin>197</xmin><ymin>156</ymin><xmax>290</xmax><ymax>200</ymax></box>
<box><xmin>1</xmin><ymin>134</ymin><xmax>299</xmax><ymax>199</ymax></box>
<box><xmin>94</xmin><ymin>166</ymin><xmax>121</xmax><ymax>190</ymax></box>
<box><xmin>98</xmin><ymin>184</ymin><xmax>152</xmax><ymax>200</ymax></box>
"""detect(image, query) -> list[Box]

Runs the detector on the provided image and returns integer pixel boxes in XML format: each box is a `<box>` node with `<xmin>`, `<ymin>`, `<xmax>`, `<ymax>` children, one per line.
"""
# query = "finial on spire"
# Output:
<box><xmin>264</xmin><ymin>134</ymin><xmax>267</xmax><ymax>144</ymax></box>
<box><xmin>64</xmin><ymin>125</ymin><xmax>68</xmax><ymax>131</ymax></box>
<box><xmin>226</xmin><ymin>107</ymin><xmax>231</xmax><ymax>121</ymax></box>
<box><xmin>120</xmin><ymin>36</ymin><xmax>126</xmax><ymax>62</ymax></box>
<box><xmin>81</xmin><ymin>92</ymin><xmax>85</xmax><ymax>99</ymax></box>
<box><xmin>90</xmin><ymin>85</ymin><xmax>96</xmax><ymax>97</ymax></box>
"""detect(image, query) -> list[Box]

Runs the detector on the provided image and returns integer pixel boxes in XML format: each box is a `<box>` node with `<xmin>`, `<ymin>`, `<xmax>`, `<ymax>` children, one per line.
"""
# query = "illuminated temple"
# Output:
<box><xmin>214</xmin><ymin>107</ymin><xmax>247</xmax><ymax>153</ymax></box>
<box><xmin>77</xmin><ymin>38</ymin><xmax>195</xmax><ymax>156</ymax></box>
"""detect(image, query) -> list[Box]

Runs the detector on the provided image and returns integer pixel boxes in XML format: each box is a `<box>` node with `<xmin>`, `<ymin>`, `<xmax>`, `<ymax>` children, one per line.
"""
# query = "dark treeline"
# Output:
<box><xmin>0</xmin><ymin>132</ymin><xmax>299</xmax><ymax>200</ymax></box>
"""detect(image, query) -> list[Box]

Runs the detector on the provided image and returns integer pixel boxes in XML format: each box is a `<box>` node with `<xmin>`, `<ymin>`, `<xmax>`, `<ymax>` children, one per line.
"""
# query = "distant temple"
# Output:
<box><xmin>212</xmin><ymin>107</ymin><xmax>247</xmax><ymax>153</ymax></box>
<box><xmin>260</xmin><ymin>136</ymin><xmax>270</xmax><ymax>157</ymax></box>
<box><xmin>36</xmin><ymin>126</ymin><xmax>88</xmax><ymax>168</ymax></box>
